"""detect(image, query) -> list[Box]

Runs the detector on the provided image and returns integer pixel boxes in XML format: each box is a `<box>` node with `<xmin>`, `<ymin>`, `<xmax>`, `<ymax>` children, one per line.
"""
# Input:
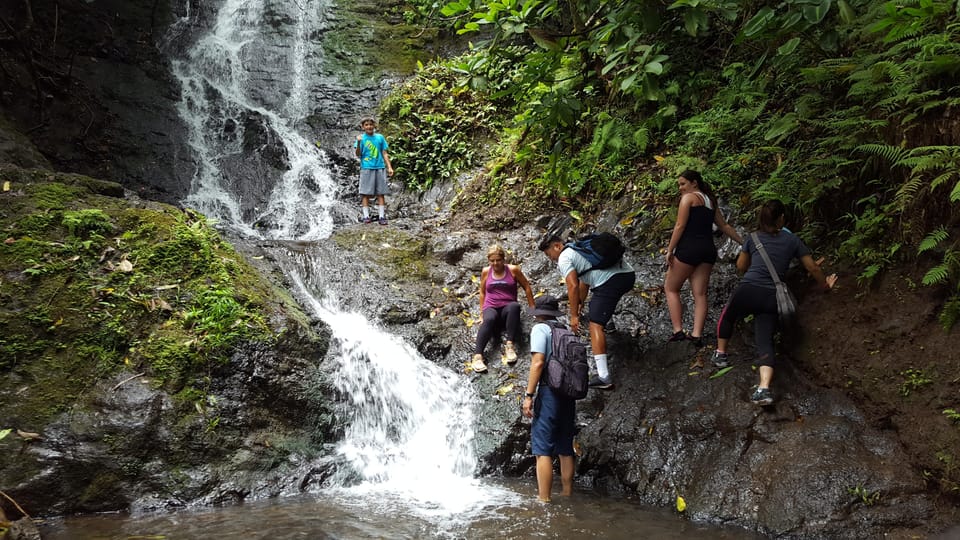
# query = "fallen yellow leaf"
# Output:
<box><xmin>2</xmin><ymin>181</ymin><xmax>9</xmax><ymax>192</ymax></box>
<box><xmin>494</xmin><ymin>383</ymin><xmax>514</xmax><ymax>396</ymax></box>
<box><xmin>676</xmin><ymin>495</ymin><xmax>686</xmax><ymax>512</ymax></box>
<box><xmin>654</xmin><ymin>155</ymin><xmax>665</xmax><ymax>163</ymax></box>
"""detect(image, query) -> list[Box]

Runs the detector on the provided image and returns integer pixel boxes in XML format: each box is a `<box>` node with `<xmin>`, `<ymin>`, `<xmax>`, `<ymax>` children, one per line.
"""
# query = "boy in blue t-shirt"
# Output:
<box><xmin>354</xmin><ymin>118</ymin><xmax>394</xmax><ymax>225</ymax></box>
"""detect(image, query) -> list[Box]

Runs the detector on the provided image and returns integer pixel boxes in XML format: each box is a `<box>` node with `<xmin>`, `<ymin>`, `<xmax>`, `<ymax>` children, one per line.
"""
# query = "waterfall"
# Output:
<box><xmin>288</xmin><ymin>270</ymin><xmax>492</xmax><ymax>512</ymax></box>
<box><xmin>173</xmin><ymin>0</ymin><xmax>510</xmax><ymax>517</ymax></box>
<box><xmin>172</xmin><ymin>0</ymin><xmax>335</xmax><ymax>240</ymax></box>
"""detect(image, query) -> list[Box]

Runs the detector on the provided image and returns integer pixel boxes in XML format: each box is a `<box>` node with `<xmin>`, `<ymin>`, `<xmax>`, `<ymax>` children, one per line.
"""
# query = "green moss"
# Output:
<box><xmin>0</xmin><ymin>166</ymin><xmax>282</xmax><ymax>427</ymax></box>
<box><xmin>317</xmin><ymin>0</ymin><xmax>440</xmax><ymax>87</ymax></box>
<box><xmin>31</xmin><ymin>183</ymin><xmax>83</xmax><ymax>210</ymax></box>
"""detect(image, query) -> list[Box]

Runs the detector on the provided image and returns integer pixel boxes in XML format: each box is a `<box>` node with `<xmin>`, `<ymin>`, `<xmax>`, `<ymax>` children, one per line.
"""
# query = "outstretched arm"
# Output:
<box><xmin>511</xmin><ymin>265</ymin><xmax>536</xmax><ymax>308</ymax></box>
<box><xmin>714</xmin><ymin>209</ymin><xmax>743</xmax><ymax>245</ymax></box>
<box><xmin>564</xmin><ymin>270</ymin><xmax>583</xmax><ymax>333</ymax></box>
<box><xmin>800</xmin><ymin>255</ymin><xmax>838</xmax><ymax>290</ymax></box>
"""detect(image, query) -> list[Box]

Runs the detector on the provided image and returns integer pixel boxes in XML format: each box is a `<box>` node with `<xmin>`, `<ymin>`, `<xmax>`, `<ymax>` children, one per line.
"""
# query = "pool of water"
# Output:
<box><xmin>39</xmin><ymin>479</ymin><xmax>763</xmax><ymax>539</ymax></box>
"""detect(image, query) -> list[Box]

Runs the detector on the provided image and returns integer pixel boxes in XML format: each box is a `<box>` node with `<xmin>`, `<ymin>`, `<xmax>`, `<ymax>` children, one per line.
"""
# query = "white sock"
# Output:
<box><xmin>362</xmin><ymin>206</ymin><xmax>370</xmax><ymax>219</ymax></box>
<box><xmin>377</xmin><ymin>205</ymin><xmax>385</xmax><ymax>218</ymax></box>
<box><xmin>594</xmin><ymin>354</ymin><xmax>609</xmax><ymax>379</ymax></box>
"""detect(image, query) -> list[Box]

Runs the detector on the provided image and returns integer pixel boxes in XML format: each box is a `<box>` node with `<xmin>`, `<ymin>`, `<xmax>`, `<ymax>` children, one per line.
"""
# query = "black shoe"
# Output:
<box><xmin>688</xmin><ymin>335</ymin><xmax>704</xmax><ymax>348</ymax></box>
<box><xmin>712</xmin><ymin>351</ymin><xmax>730</xmax><ymax>368</ymax></box>
<box><xmin>588</xmin><ymin>375</ymin><xmax>614</xmax><ymax>390</ymax></box>
<box><xmin>668</xmin><ymin>330</ymin><xmax>687</xmax><ymax>342</ymax></box>
<box><xmin>750</xmin><ymin>387</ymin><xmax>774</xmax><ymax>406</ymax></box>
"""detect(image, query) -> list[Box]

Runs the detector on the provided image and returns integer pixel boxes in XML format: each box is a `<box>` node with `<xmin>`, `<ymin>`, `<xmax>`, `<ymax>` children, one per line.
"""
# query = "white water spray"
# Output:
<box><xmin>288</xmin><ymin>270</ymin><xmax>514</xmax><ymax>515</ymax></box>
<box><xmin>175</xmin><ymin>0</ymin><xmax>520</xmax><ymax>518</ymax></box>
<box><xmin>173</xmin><ymin>0</ymin><xmax>335</xmax><ymax>240</ymax></box>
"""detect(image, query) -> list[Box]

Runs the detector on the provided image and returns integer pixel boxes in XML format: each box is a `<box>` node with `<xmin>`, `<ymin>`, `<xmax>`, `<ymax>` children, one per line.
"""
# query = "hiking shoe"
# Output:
<box><xmin>504</xmin><ymin>342</ymin><xmax>518</xmax><ymax>364</ymax></box>
<box><xmin>750</xmin><ymin>387</ymin><xmax>774</xmax><ymax>406</ymax></box>
<box><xmin>588</xmin><ymin>375</ymin><xmax>614</xmax><ymax>390</ymax></box>
<box><xmin>378</xmin><ymin>216</ymin><xmax>388</xmax><ymax>225</ymax></box>
<box><xmin>361</xmin><ymin>216</ymin><xmax>372</xmax><ymax>224</ymax></box>
<box><xmin>712</xmin><ymin>351</ymin><xmax>730</xmax><ymax>369</ymax></box>
<box><xmin>688</xmin><ymin>335</ymin><xmax>704</xmax><ymax>348</ymax></box>
<box><xmin>668</xmin><ymin>330</ymin><xmax>687</xmax><ymax>342</ymax></box>
<box><xmin>470</xmin><ymin>354</ymin><xmax>487</xmax><ymax>373</ymax></box>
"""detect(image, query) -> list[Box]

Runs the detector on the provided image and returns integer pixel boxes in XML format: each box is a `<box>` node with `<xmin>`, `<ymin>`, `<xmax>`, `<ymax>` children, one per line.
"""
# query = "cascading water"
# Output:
<box><xmin>172</xmin><ymin>0</ymin><xmax>516</xmax><ymax>519</ymax></box>
<box><xmin>286</xmin><ymin>270</ymin><xmax>506</xmax><ymax>514</ymax></box>
<box><xmin>172</xmin><ymin>0</ymin><xmax>335</xmax><ymax>240</ymax></box>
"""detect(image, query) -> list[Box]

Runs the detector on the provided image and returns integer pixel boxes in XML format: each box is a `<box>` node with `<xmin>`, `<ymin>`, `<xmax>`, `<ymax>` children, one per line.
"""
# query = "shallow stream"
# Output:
<box><xmin>41</xmin><ymin>479</ymin><xmax>762</xmax><ymax>539</ymax></box>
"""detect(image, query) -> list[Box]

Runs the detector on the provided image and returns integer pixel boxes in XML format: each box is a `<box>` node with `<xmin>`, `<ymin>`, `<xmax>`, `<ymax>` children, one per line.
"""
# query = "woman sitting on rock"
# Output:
<box><xmin>471</xmin><ymin>245</ymin><xmax>536</xmax><ymax>373</ymax></box>
<box><xmin>713</xmin><ymin>199</ymin><xmax>837</xmax><ymax>405</ymax></box>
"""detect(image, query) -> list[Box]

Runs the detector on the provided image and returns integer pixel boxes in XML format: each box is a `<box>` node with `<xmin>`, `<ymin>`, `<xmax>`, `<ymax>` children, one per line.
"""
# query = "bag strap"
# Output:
<box><xmin>750</xmin><ymin>232</ymin><xmax>784</xmax><ymax>285</ymax></box>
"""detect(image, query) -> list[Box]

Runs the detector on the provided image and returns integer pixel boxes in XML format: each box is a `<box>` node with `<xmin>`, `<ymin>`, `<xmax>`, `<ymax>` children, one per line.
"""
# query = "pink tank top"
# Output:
<box><xmin>482</xmin><ymin>267</ymin><xmax>518</xmax><ymax>310</ymax></box>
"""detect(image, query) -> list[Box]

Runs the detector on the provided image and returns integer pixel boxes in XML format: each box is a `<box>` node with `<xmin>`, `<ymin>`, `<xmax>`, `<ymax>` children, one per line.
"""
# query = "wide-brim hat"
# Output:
<box><xmin>532</xmin><ymin>295</ymin><xmax>564</xmax><ymax>318</ymax></box>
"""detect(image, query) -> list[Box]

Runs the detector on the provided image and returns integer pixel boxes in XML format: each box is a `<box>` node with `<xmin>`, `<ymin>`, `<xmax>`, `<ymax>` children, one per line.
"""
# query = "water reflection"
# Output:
<box><xmin>41</xmin><ymin>479</ymin><xmax>762</xmax><ymax>540</ymax></box>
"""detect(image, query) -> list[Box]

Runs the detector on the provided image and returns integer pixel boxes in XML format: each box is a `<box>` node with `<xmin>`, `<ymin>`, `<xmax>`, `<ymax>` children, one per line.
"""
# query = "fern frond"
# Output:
<box><xmin>951</xmin><ymin>179</ymin><xmax>960</xmax><ymax>202</ymax></box>
<box><xmin>895</xmin><ymin>176</ymin><xmax>925</xmax><ymax>210</ymax></box>
<box><xmin>923</xmin><ymin>263</ymin><xmax>951</xmax><ymax>285</ymax></box>
<box><xmin>918</xmin><ymin>226</ymin><xmax>949</xmax><ymax>254</ymax></box>
<box><xmin>856</xmin><ymin>143</ymin><xmax>908</xmax><ymax>162</ymax></box>
<box><xmin>930</xmin><ymin>170</ymin><xmax>958</xmax><ymax>191</ymax></box>
<box><xmin>939</xmin><ymin>294</ymin><xmax>960</xmax><ymax>331</ymax></box>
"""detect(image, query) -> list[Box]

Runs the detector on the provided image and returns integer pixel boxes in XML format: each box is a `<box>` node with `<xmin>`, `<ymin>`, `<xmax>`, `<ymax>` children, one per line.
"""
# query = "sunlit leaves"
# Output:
<box><xmin>709</xmin><ymin>366</ymin><xmax>734</xmax><ymax>379</ymax></box>
<box><xmin>743</xmin><ymin>7</ymin><xmax>775</xmax><ymax>38</ymax></box>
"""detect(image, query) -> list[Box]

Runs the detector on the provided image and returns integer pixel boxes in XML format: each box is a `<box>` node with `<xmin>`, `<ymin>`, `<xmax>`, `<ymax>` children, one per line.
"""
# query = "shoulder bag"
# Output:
<box><xmin>750</xmin><ymin>232</ymin><xmax>798</xmax><ymax>324</ymax></box>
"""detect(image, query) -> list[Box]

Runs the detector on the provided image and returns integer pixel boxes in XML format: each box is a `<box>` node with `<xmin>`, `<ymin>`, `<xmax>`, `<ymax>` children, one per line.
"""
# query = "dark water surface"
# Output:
<box><xmin>40</xmin><ymin>479</ymin><xmax>764</xmax><ymax>539</ymax></box>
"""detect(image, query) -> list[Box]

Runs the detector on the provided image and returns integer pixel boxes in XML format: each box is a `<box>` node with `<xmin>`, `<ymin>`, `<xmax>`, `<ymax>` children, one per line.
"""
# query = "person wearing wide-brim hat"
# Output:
<box><xmin>522</xmin><ymin>295</ymin><xmax>576</xmax><ymax>502</ymax></box>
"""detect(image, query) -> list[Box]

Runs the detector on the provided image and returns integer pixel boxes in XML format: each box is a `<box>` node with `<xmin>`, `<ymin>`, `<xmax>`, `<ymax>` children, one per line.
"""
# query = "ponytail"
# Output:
<box><xmin>680</xmin><ymin>169</ymin><xmax>718</xmax><ymax>209</ymax></box>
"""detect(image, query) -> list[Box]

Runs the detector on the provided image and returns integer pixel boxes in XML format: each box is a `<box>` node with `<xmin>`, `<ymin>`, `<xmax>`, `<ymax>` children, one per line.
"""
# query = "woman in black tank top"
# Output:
<box><xmin>664</xmin><ymin>170</ymin><xmax>743</xmax><ymax>345</ymax></box>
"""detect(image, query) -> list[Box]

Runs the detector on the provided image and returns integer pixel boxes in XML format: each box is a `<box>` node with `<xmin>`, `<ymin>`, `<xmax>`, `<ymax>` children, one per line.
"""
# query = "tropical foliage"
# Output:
<box><xmin>389</xmin><ymin>0</ymin><xmax>960</xmax><ymax>328</ymax></box>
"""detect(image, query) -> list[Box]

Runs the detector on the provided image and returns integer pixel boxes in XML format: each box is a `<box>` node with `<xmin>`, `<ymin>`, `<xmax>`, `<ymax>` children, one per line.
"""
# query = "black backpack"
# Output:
<box><xmin>565</xmin><ymin>232</ymin><xmax>626</xmax><ymax>276</ymax></box>
<box><xmin>544</xmin><ymin>321</ymin><xmax>589</xmax><ymax>400</ymax></box>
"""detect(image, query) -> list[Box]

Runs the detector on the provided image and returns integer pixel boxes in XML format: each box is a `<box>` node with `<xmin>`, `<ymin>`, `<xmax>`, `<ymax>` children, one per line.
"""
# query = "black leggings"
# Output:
<box><xmin>475</xmin><ymin>302</ymin><xmax>522</xmax><ymax>354</ymax></box>
<box><xmin>716</xmin><ymin>283</ymin><xmax>778</xmax><ymax>367</ymax></box>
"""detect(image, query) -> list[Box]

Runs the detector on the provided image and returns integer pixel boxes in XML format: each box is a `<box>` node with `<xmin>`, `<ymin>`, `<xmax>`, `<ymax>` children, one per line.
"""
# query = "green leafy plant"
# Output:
<box><xmin>899</xmin><ymin>368</ymin><xmax>933</xmax><ymax>396</ymax></box>
<box><xmin>847</xmin><ymin>484</ymin><xmax>881</xmax><ymax>506</ymax></box>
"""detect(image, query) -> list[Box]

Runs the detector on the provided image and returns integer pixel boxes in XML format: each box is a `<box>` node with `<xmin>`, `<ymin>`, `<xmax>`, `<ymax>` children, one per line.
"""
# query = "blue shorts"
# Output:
<box><xmin>531</xmin><ymin>385</ymin><xmax>576</xmax><ymax>456</ymax></box>
<box><xmin>588</xmin><ymin>271</ymin><xmax>635</xmax><ymax>325</ymax></box>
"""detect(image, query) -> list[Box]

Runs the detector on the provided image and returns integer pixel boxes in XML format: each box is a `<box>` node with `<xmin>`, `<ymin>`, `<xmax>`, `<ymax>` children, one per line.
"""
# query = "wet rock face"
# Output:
<box><xmin>10</xmin><ymin>324</ymin><xmax>334</xmax><ymax>516</ymax></box>
<box><xmin>0</xmin><ymin>0</ymin><xmax>194</xmax><ymax>204</ymax></box>
<box><xmin>574</xmin><ymin>344</ymin><xmax>931</xmax><ymax>538</ymax></box>
<box><xmin>323</xmin><ymin>208</ymin><xmax>933</xmax><ymax>538</ymax></box>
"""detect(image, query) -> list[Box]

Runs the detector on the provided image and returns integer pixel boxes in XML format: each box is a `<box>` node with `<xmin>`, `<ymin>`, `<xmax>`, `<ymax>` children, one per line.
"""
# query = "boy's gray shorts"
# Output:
<box><xmin>359</xmin><ymin>169</ymin><xmax>390</xmax><ymax>196</ymax></box>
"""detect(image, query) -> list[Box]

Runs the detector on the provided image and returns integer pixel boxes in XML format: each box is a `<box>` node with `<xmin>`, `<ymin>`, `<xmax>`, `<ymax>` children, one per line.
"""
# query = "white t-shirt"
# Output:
<box><xmin>557</xmin><ymin>246</ymin><xmax>634</xmax><ymax>288</ymax></box>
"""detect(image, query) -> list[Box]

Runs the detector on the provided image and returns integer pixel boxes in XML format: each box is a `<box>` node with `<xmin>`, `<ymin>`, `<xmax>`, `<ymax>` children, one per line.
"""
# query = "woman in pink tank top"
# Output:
<box><xmin>471</xmin><ymin>245</ymin><xmax>536</xmax><ymax>373</ymax></box>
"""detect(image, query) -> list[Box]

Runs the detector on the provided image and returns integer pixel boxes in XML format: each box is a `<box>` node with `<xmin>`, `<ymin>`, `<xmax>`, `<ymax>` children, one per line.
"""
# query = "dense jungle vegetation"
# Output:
<box><xmin>383</xmin><ymin>0</ymin><xmax>960</xmax><ymax>327</ymax></box>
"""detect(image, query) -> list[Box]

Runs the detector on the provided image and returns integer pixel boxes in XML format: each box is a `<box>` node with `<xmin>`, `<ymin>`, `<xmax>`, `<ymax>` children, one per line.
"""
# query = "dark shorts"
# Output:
<box><xmin>359</xmin><ymin>168</ymin><xmax>389</xmax><ymax>196</ymax></box>
<box><xmin>531</xmin><ymin>385</ymin><xmax>576</xmax><ymax>456</ymax></box>
<box><xmin>674</xmin><ymin>236</ymin><xmax>717</xmax><ymax>266</ymax></box>
<box><xmin>588</xmin><ymin>271</ymin><xmax>635</xmax><ymax>325</ymax></box>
